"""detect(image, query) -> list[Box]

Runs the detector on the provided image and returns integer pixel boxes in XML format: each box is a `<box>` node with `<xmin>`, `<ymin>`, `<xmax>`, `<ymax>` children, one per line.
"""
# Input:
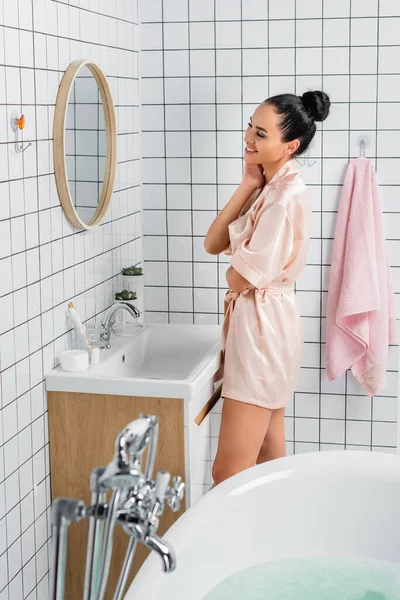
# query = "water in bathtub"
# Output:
<box><xmin>203</xmin><ymin>556</ymin><xmax>400</xmax><ymax>600</ymax></box>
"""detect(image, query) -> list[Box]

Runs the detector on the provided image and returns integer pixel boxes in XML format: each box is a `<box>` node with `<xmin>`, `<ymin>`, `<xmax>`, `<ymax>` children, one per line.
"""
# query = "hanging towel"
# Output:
<box><xmin>326</xmin><ymin>158</ymin><xmax>397</xmax><ymax>396</ymax></box>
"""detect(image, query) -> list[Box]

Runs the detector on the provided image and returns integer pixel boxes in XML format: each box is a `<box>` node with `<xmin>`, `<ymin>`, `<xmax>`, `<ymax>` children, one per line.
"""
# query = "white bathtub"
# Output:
<box><xmin>126</xmin><ymin>451</ymin><xmax>400</xmax><ymax>599</ymax></box>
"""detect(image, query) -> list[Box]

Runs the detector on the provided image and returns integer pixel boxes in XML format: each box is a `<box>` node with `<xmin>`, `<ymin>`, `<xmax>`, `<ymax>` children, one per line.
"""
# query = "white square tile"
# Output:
<box><xmin>346</xmin><ymin>395</ymin><xmax>371</xmax><ymax>420</ymax></box>
<box><xmin>373</xmin><ymin>397</ymin><xmax>398</xmax><ymax>423</ymax></box>
<box><xmin>191</xmin><ymin>132</ymin><xmax>216</xmax><ymax>158</ymax></box>
<box><xmin>168</xmin><ymin>262</ymin><xmax>193</xmax><ymax>287</ymax></box>
<box><xmin>189</xmin><ymin>24</ymin><xmax>214</xmax><ymax>53</ymax></box>
<box><xmin>324</xmin><ymin>0</ymin><xmax>351</xmax><ymax>18</ymax></box>
<box><xmin>217</xmin><ymin>104</ymin><xmax>242</xmax><ymax>130</ymax></box>
<box><xmin>194</xmin><ymin>263</ymin><xmax>218</xmax><ymax>288</ymax></box>
<box><xmin>5</xmin><ymin>470</ymin><xmax>19</xmax><ymax>512</ymax></box>
<box><xmin>269</xmin><ymin>0</ymin><xmax>295</xmax><ymax>19</ymax></box>
<box><xmin>165</xmin><ymin>185</ymin><xmax>190</xmax><ymax>210</ymax></box>
<box><xmin>351</xmin><ymin>17</ymin><xmax>377</xmax><ymax>45</ymax></box>
<box><xmin>189</xmin><ymin>189</ymin><xmax>216</xmax><ymax>217</ymax></box>
<box><xmin>166</xmin><ymin>158</ymin><xmax>191</xmax><ymax>184</ymax></box>
<box><xmin>294</xmin><ymin>394</ymin><xmax>320</xmax><ymax>418</ymax></box>
<box><xmin>268</xmin><ymin>19</ymin><xmax>294</xmax><ymax>48</ymax></box>
<box><xmin>320</xmin><ymin>419</ymin><xmax>345</xmax><ymax>444</ymax></box>
<box><xmin>215</xmin><ymin>0</ymin><xmax>241</xmax><ymax>19</ymax></box>
<box><xmin>217</xmin><ymin>131</ymin><xmax>243</xmax><ymax>158</ymax></box>
<box><xmin>141</xmin><ymin>78</ymin><xmax>164</xmax><ymax>104</ymax></box>
<box><xmin>167</xmin><ymin>211</ymin><xmax>192</xmax><ymax>236</ymax></box>
<box><xmin>166</xmin><ymin>105</ymin><xmax>190</xmax><ymax>130</ymax></box>
<box><xmin>297</xmin><ymin>0</ymin><xmax>322</xmax><ymax>17</ymax></box>
<box><xmin>296</xmin><ymin>47</ymin><xmax>322</xmax><ymax>76</ymax></box>
<box><xmin>351</xmin><ymin>47</ymin><xmax>377</xmax><ymax>75</ymax></box>
<box><xmin>144</xmin><ymin>287</ymin><xmax>168</xmax><ymax>312</ymax></box>
<box><xmin>242</xmin><ymin>76</ymin><xmax>269</xmax><ymax>103</ymax></box>
<box><xmin>169</xmin><ymin>287</ymin><xmax>193</xmax><ymax>312</ymax></box>
<box><xmin>194</xmin><ymin>288</ymin><xmax>218</xmax><ymax>313</ymax></box>
<box><xmin>189</xmin><ymin>0</ymin><xmax>214</xmax><ymax>20</ymax></box>
<box><xmin>191</xmin><ymin>78</ymin><xmax>215</xmax><ymax>103</ymax></box>
<box><xmin>269</xmin><ymin>48</ymin><xmax>294</xmax><ymax>76</ymax></box>
<box><xmin>168</xmin><ymin>236</ymin><xmax>193</xmax><ymax>262</ymax></box>
<box><xmin>192</xmin><ymin>158</ymin><xmax>217</xmax><ymax>184</ymax></box>
<box><xmin>323</xmin><ymin>47</ymin><xmax>349</xmax><ymax>76</ymax></box>
<box><xmin>323</xmin><ymin>18</ymin><xmax>349</xmax><ymax>46</ymax></box>
<box><xmin>164</xmin><ymin>132</ymin><xmax>190</xmax><ymax>159</ymax></box>
<box><xmin>296</xmin><ymin>19</ymin><xmax>322</xmax><ymax>47</ymax></box>
<box><xmin>6</xmin><ymin>503</ymin><xmax>20</xmax><ymax>545</ymax></box>
<box><xmin>350</xmin><ymin>103</ymin><xmax>376</xmax><ymax>130</ymax></box>
<box><xmin>216</xmin><ymin>49</ymin><xmax>241</xmax><ymax>76</ymax></box>
<box><xmin>3</xmin><ymin>401</ymin><xmax>18</xmax><ymax>444</ymax></box>
<box><xmin>242</xmin><ymin>0</ymin><xmax>268</xmax><ymax>20</ymax></box>
<box><xmin>163</xmin><ymin>0</ymin><xmax>188</xmax><ymax>21</ymax></box>
<box><xmin>140</xmin><ymin>23</ymin><xmax>162</xmax><ymax>50</ymax></box>
<box><xmin>372</xmin><ymin>421</ymin><xmax>397</xmax><ymax>447</ymax></box>
<box><xmin>140</xmin><ymin>50</ymin><xmax>163</xmax><ymax>78</ymax></box>
<box><xmin>242</xmin><ymin>49</ymin><xmax>268</xmax><ymax>77</ymax></box>
<box><xmin>164</xmin><ymin>23</ymin><xmax>189</xmax><ymax>50</ymax></box>
<box><xmin>346</xmin><ymin>420</ymin><xmax>372</xmax><ymax>446</ymax></box>
<box><xmin>322</xmin><ymin>130</ymin><xmax>348</xmax><ymax>159</ymax></box>
<box><xmin>379</xmin><ymin>46</ymin><xmax>400</xmax><ymax>75</ymax></box>
<box><xmin>23</xmin><ymin>558</ymin><xmax>36</xmax><ymax>598</ymax></box>
<box><xmin>164</xmin><ymin>50</ymin><xmax>190</xmax><ymax>77</ymax></box>
<box><xmin>217</xmin><ymin>158</ymin><xmax>242</xmax><ymax>185</ymax></box>
<box><xmin>242</xmin><ymin>20</ymin><xmax>268</xmax><ymax>48</ymax></box>
<box><xmin>379</xmin><ymin>17</ymin><xmax>400</xmax><ymax>45</ymax></box>
<box><xmin>352</xmin><ymin>0</ymin><xmax>378</xmax><ymax>15</ymax></box>
<box><xmin>295</xmin><ymin>417</ymin><xmax>319</xmax><ymax>443</ymax></box>
<box><xmin>7</xmin><ymin>537</ymin><xmax>22</xmax><ymax>580</ymax></box>
<box><xmin>216</xmin><ymin>21</ymin><xmax>241</xmax><ymax>49</ymax></box>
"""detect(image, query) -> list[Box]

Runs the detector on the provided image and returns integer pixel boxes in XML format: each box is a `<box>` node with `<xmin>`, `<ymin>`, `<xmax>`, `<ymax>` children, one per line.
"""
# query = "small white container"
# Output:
<box><xmin>122</xmin><ymin>274</ymin><xmax>144</xmax><ymax>297</ymax></box>
<box><xmin>60</xmin><ymin>350</ymin><xmax>89</xmax><ymax>372</ymax></box>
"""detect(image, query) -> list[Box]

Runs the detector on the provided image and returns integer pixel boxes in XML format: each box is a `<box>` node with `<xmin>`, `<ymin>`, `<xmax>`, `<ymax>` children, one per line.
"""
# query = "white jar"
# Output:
<box><xmin>122</xmin><ymin>274</ymin><xmax>144</xmax><ymax>298</ymax></box>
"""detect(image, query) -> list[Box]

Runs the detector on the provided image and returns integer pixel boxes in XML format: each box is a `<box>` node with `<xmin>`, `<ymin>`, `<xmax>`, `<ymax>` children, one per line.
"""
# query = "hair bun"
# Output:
<box><xmin>301</xmin><ymin>90</ymin><xmax>331</xmax><ymax>122</ymax></box>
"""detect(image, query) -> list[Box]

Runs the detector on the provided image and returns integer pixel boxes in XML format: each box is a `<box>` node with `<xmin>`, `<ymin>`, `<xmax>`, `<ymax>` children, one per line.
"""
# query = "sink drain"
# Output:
<box><xmin>122</xmin><ymin>355</ymin><xmax>126</xmax><ymax>363</ymax></box>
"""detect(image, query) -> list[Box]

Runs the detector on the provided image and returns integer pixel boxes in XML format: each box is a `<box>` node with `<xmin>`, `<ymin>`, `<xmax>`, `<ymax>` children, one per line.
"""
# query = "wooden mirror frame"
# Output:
<box><xmin>53</xmin><ymin>59</ymin><xmax>117</xmax><ymax>230</ymax></box>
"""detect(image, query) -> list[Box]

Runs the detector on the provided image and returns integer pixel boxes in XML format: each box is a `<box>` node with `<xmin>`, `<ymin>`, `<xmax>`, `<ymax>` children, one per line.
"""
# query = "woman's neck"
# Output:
<box><xmin>262</xmin><ymin>157</ymin><xmax>292</xmax><ymax>184</ymax></box>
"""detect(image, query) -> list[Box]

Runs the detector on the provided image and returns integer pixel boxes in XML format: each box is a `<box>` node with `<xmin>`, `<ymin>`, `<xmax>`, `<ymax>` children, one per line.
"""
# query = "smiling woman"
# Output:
<box><xmin>204</xmin><ymin>90</ymin><xmax>331</xmax><ymax>488</ymax></box>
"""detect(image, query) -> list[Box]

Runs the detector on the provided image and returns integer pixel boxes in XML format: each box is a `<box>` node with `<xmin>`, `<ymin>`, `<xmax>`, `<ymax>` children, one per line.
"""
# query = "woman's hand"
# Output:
<box><xmin>241</xmin><ymin>163</ymin><xmax>265</xmax><ymax>191</ymax></box>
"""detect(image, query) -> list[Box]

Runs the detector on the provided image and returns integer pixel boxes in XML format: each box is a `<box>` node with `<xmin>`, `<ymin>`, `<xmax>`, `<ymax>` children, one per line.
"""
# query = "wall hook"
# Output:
<box><xmin>11</xmin><ymin>112</ymin><xmax>32</xmax><ymax>153</ymax></box>
<box><xmin>296</xmin><ymin>148</ymin><xmax>316</xmax><ymax>167</ymax></box>
<box><xmin>357</xmin><ymin>134</ymin><xmax>370</xmax><ymax>158</ymax></box>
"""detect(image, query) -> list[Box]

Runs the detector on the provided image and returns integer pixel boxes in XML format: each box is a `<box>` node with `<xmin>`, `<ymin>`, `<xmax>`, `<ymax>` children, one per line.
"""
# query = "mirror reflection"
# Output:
<box><xmin>65</xmin><ymin>66</ymin><xmax>106</xmax><ymax>223</ymax></box>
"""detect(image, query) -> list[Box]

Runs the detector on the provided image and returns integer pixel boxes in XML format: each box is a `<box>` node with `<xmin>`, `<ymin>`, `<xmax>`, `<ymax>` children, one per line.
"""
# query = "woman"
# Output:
<box><xmin>205</xmin><ymin>91</ymin><xmax>330</xmax><ymax>486</ymax></box>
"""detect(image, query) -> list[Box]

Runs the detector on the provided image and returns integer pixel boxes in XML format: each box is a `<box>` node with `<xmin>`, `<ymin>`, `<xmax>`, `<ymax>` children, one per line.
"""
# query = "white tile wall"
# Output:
<box><xmin>0</xmin><ymin>0</ymin><xmax>140</xmax><ymax>596</ymax></box>
<box><xmin>140</xmin><ymin>0</ymin><xmax>400</xmax><ymax>473</ymax></box>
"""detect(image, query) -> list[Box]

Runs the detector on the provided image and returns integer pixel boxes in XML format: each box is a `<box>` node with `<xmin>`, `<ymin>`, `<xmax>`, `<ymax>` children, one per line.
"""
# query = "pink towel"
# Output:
<box><xmin>326</xmin><ymin>158</ymin><xmax>397</xmax><ymax>396</ymax></box>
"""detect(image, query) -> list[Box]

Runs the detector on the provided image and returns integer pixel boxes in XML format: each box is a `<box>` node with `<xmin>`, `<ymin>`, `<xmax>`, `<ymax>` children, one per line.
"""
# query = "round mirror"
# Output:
<box><xmin>53</xmin><ymin>60</ymin><xmax>117</xmax><ymax>230</ymax></box>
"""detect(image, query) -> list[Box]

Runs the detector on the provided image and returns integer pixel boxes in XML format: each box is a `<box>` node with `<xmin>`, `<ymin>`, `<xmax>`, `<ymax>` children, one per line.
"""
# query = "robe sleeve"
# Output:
<box><xmin>230</xmin><ymin>203</ymin><xmax>293</xmax><ymax>289</ymax></box>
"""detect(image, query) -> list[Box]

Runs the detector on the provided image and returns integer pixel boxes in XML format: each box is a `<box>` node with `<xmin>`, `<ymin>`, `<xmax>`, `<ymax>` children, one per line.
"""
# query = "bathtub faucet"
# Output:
<box><xmin>49</xmin><ymin>415</ymin><xmax>185</xmax><ymax>600</ymax></box>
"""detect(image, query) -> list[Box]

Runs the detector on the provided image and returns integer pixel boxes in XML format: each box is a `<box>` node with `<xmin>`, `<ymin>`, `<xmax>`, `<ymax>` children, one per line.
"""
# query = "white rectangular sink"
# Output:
<box><xmin>46</xmin><ymin>324</ymin><xmax>222</xmax><ymax>399</ymax></box>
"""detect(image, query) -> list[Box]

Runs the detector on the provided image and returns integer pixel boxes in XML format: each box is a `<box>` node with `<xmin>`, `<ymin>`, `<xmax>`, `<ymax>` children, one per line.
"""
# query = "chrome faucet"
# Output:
<box><xmin>50</xmin><ymin>415</ymin><xmax>185</xmax><ymax>600</ymax></box>
<box><xmin>100</xmin><ymin>302</ymin><xmax>141</xmax><ymax>348</ymax></box>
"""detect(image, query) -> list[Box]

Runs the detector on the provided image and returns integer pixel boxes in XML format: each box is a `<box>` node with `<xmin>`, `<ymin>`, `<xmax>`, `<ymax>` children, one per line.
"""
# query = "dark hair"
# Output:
<box><xmin>264</xmin><ymin>91</ymin><xmax>331</xmax><ymax>155</ymax></box>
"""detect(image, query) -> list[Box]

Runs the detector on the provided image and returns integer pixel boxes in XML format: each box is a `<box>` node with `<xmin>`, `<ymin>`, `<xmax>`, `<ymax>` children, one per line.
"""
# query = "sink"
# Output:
<box><xmin>46</xmin><ymin>324</ymin><xmax>222</xmax><ymax>399</ymax></box>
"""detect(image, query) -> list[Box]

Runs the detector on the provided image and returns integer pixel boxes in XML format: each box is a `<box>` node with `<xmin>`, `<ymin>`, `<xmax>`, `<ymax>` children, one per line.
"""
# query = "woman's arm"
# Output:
<box><xmin>204</xmin><ymin>164</ymin><xmax>265</xmax><ymax>256</ymax></box>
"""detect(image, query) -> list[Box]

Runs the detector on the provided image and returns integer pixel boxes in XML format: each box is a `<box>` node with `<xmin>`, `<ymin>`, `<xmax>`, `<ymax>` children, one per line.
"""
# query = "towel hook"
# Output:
<box><xmin>296</xmin><ymin>148</ymin><xmax>316</xmax><ymax>167</ymax></box>
<box><xmin>11</xmin><ymin>112</ymin><xmax>32</xmax><ymax>154</ymax></box>
<box><xmin>357</xmin><ymin>135</ymin><xmax>370</xmax><ymax>158</ymax></box>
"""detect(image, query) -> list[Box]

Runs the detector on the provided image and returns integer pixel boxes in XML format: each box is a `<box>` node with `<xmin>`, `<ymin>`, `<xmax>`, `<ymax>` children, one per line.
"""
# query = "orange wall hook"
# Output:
<box><xmin>11</xmin><ymin>111</ymin><xmax>32</xmax><ymax>153</ymax></box>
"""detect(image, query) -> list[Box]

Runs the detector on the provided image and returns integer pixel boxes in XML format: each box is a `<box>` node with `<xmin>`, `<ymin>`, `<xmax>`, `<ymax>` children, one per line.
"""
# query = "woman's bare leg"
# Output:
<box><xmin>256</xmin><ymin>407</ymin><xmax>286</xmax><ymax>464</ymax></box>
<box><xmin>212</xmin><ymin>398</ymin><xmax>272</xmax><ymax>487</ymax></box>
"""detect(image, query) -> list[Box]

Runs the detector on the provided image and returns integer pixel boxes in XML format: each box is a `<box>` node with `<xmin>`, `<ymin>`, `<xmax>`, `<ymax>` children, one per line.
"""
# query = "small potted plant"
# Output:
<box><xmin>114</xmin><ymin>289</ymin><xmax>138</xmax><ymax>317</ymax></box>
<box><xmin>121</xmin><ymin>265</ymin><xmax>143</xmax><ymax>297</ymax></box>
<box><xmin>114</xmin><ymin>290</ymin><xmax>137</xmax><ymax>302</ymax></box>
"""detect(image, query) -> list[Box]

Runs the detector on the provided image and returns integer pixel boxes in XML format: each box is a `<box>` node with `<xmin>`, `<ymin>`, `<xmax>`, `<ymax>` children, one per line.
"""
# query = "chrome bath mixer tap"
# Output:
<box><xmin>50</xmin><ymin>415</ymin><xmax>185</xmax><ymax>600</ymax></box>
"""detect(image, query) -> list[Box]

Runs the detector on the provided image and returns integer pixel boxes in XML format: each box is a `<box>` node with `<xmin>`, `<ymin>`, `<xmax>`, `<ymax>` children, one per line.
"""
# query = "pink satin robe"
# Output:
<box><xmin>221</xmin><ymin>159</ymin><xmax>312</xmax><ymax>409</ymax></box>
